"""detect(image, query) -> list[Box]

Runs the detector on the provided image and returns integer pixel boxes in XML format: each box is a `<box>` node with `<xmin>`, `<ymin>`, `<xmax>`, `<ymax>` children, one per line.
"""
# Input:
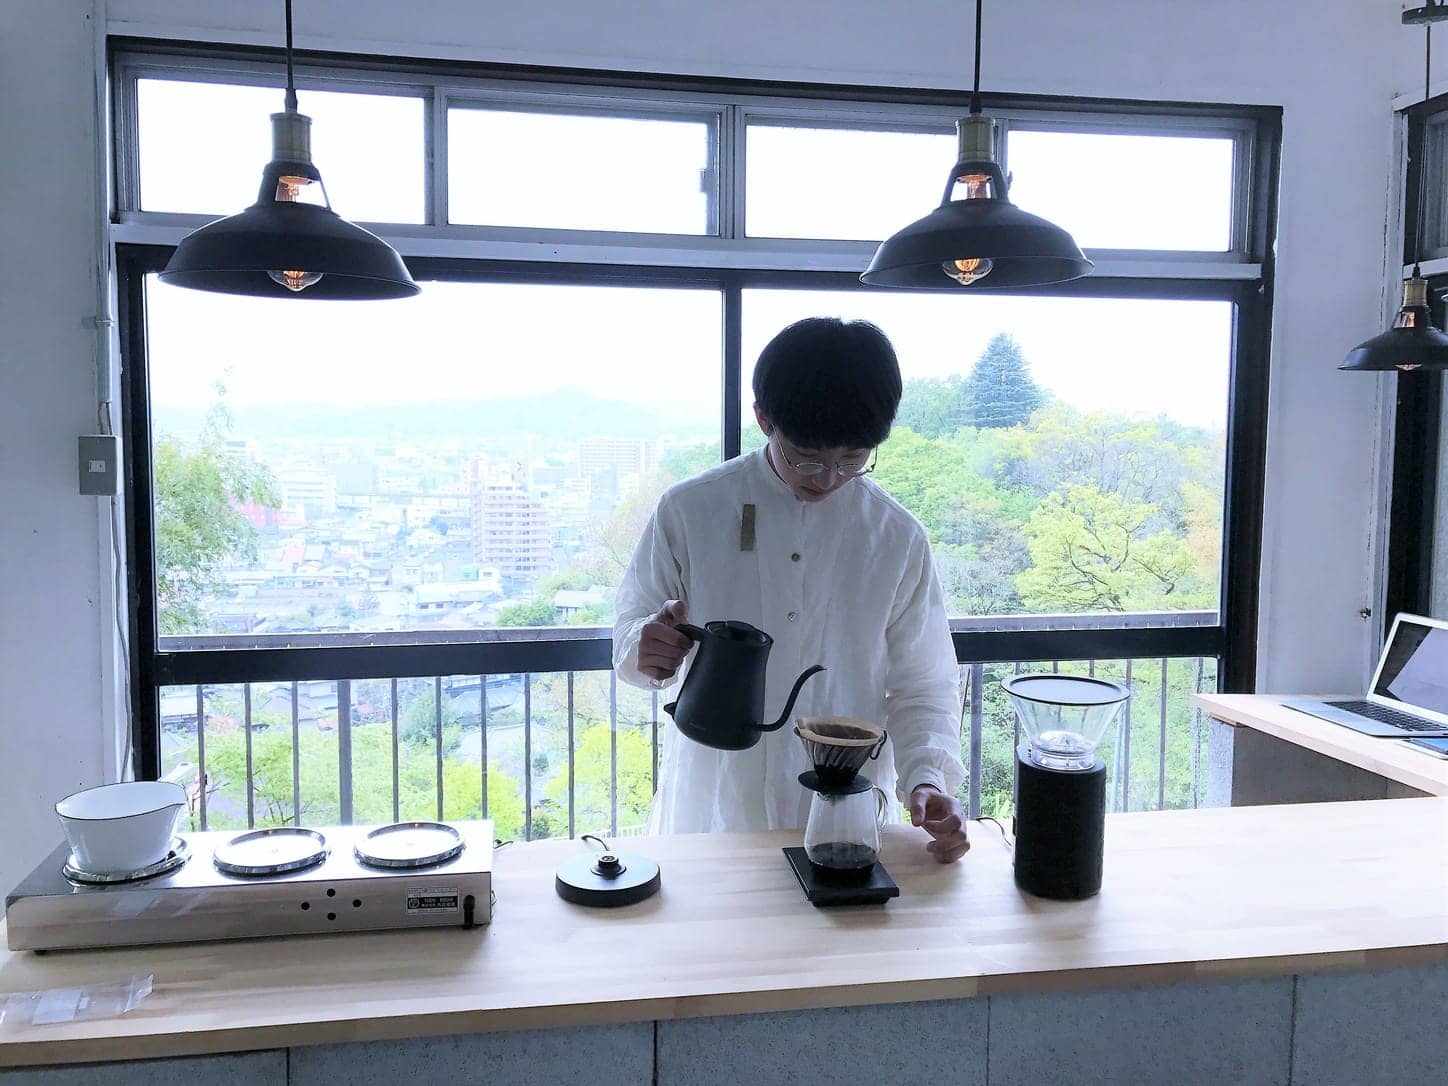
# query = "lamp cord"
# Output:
<box><xmin>970</xmin><ymin>0</ymin><xmax>984</xmax><ymax>115</ymax></box>
<box><xmin>1410</xmin><ymin>24</ymin><xmax>1434</xmax><ymax>276</ymax></box>
<box><xmin>283</xmin><ymin>0</ymin><xmax>298</xmax><ymax>113</ymax></box>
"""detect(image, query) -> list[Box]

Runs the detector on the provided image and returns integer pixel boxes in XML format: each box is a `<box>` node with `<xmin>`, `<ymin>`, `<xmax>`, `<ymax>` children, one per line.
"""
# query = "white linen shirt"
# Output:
<box><xmin>613</xmin><ymin>448</ymin><xmax>966</xmax><ymax>834</ymax></box>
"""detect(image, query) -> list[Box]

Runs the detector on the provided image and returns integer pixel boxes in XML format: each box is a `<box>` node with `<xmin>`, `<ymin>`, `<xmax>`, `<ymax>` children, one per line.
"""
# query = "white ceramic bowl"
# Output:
<box><xmin>55</xmin><ymin>781</ymin><xmax>186</xmax><ymax>876</ymax></box>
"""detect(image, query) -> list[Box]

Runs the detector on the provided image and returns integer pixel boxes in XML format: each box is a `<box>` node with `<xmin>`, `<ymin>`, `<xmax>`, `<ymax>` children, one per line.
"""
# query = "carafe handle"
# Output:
<box><xmin>873</xmin><ymin>786</ymin><xmax>889</xmax><ymax>830</ymax></box>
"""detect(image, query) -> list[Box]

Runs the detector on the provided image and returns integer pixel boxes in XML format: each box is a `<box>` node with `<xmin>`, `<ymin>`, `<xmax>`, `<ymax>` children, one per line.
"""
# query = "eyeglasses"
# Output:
<box><xmin>773</xmin><ymin>437</ymin><xmax>878</xmax><ymax>478</ymax></box>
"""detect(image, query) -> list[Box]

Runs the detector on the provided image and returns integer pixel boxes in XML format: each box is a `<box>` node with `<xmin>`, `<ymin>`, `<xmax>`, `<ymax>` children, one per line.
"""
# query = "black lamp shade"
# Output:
<box><xmin>861</xmin><ymin>197</ymin><xmax>1094</xmax><ymax>290</ymax></box>
<box><xmin>1339</xmin><ymin>321</ymin><xmax>1448</xmax><ymax>371</ymax></box>
<box><xmin>1340</xmin><ymin>276</ymin><xmax>1448</xmax><ymax>371</ymax></box>
<box><xmin>861</xmin><ymin>126</ymin><xmax>1092</xmax><ymax>291</ymax></box>
<box><xmin>160</xmin><ymin>155</ymin><xmax>419</xmax><ymax>300</ymax></box>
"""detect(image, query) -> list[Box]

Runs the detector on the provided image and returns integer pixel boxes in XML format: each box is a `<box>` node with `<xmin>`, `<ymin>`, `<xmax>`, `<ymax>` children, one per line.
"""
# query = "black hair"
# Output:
<box><xmin>751</xmin><ymin>317</ymin><xmax>902</xmax><ymax>449</ymax></box>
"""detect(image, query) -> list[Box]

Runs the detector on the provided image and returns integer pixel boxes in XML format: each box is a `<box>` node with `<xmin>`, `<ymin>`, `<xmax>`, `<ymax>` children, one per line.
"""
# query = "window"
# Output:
<box><xmin>136</xmin><ymin>79</ymin><xmax>426</xmax><ymax>223</ymax></box>
<box><xmin>447</xmin><ymin>106</ymin><xmax>716</xmax><ymax>233</ymax></box>
<box><xmin>144</xmin><ymin>276</ymin><xmax>720</xmax><ymax>637</ymax></box>
<box><xmin>115</xmin><ymin>48</ymin><xmax>1276</xmax><ymax>827</ymax></box>
<box><xmin>744</xmin><ymin>122</ymin><xmax>955</xmax><ymax>240</ymax></box>
<box><xmin>1004</xmin><ymin>128</ymin><xmax>1237</xmax><ymax>251</ymax></box>
<box><xmin>741</xmin><ymin>289</ymin><xmax>1231</xmax><ymax>619</ymax></box>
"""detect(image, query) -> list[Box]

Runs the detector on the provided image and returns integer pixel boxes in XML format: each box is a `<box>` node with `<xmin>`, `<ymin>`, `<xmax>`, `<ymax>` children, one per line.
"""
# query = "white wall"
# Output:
<box><xmin>0</xmin><ymin>0</ymin><xmax>1416</xmax><ymax>890</ymax></box>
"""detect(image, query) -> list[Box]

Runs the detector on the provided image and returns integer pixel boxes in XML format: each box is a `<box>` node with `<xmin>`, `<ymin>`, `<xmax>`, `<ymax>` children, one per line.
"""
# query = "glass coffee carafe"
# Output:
<box><xmin>803</xmin><ymin>782</ymin><xmax>888</xmax><ymax>880</ymax></box>
<box><xmin>796</xmin><ymin>717</ymin><xmax>889</xmax><ymax>883</ymax></box>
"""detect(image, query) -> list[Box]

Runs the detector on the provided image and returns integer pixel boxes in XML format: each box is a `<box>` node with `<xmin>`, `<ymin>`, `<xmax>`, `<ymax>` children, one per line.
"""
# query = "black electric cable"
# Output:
<box><xmin>970</xmin><ymin>0</ymin><xmax>984</xmax><ymax>115</ymax></box>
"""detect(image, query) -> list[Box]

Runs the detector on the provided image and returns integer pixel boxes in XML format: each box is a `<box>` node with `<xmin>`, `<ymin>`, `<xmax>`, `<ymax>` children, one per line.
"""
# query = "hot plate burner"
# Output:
<box><xmin>354</xmin><ymin>821</ymin><xmax>464</xmax><ymax>870</ymax></box>
<box><xmin>63</xmin><ymin>836</ymin><xmax>191</xmax><ymax>886</ymax></box>
<box><xmin>213</xmin><ymin>827</ymin><xmax>329</xmax><ymax>877</ymax></box>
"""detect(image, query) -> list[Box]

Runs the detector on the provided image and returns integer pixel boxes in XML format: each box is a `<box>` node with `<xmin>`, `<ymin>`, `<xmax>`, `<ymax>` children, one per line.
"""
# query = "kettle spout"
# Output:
<box><xmin>761</xmin><ymin>665</ymin><xmax>825</xmax><ymax>732</ymax></box>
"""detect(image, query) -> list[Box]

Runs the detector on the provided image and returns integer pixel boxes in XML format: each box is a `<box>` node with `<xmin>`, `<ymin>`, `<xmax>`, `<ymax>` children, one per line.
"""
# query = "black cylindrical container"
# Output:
<box><xmin>1013</xmin><ymin>743</ymin><xmax>1107</xmax><ymax>900</ymax></box>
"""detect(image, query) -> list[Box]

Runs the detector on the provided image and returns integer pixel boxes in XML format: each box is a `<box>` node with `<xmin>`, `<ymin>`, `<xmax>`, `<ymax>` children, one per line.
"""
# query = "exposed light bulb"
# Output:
<box><xmin>268</xmin><ymin>269</ymin><xmax>323</xmax><ymax>292</ymax></box>
<box><xmin>942</xmin><ymin>257</ymin><xmax>994</xmax><ymax>285</ymax></box>
<box><xmin>275</xmin><ymin>174</ymin><xmax>320</xmax><ymax>203</ymax></box>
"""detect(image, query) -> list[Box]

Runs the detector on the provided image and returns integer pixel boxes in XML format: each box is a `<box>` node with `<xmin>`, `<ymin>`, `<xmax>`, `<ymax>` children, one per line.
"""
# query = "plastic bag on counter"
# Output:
<box><xmin>0</xmin><ymin>973</ymin><xmax>152</xmax><ymax>1028</ymax></box>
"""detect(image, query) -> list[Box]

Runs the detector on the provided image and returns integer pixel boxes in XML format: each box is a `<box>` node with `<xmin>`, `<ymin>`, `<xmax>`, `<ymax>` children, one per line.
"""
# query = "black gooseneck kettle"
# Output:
<box><xmin>663</xmin><ymin>620</ymin><xmax>825</xmax><ymax>751</ymax></box>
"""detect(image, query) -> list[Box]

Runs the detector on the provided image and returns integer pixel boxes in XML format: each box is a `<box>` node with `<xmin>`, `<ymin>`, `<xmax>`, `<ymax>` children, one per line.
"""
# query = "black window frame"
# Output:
<box><xmin>1385</xmin><ymin>103</ymin><xmax>1446</xmax><ymax>623</ymax></box>
<box><xmin>113</xmin><ymin>45</ymin><xmax>1280</xmax><ymax>781</ymax></box>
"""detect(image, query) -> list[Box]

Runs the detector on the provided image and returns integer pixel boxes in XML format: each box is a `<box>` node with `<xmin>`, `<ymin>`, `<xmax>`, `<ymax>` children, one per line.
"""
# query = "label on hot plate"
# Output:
<box><xmin>405</xmin><ymin>887</ymin><xmax>460</xmax><ymax>914</ymax></box>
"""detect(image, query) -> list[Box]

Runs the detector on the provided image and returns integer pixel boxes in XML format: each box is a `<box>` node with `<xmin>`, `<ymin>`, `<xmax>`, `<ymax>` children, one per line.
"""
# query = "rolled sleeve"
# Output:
<box><xmin>612</xmin><ymin>500</ymin><xmax>687</xmax><ymax>690</ymax></box>
<box><xmin>882</xmin><ymin>533</ymin><xmax>966</xmax><ymax>804</ymax></box>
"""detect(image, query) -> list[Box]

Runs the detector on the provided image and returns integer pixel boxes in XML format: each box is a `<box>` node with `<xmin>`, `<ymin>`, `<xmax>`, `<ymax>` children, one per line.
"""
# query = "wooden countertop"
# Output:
<box><xmin>1194</xmin><ymin>693</ymin><xmax>1448</xmax><ymax>796</ymax></box>
<box><xmin>2</xmin><ymin>798</ymin><xmax>1447</xmax><ymax>1067</ymax></box>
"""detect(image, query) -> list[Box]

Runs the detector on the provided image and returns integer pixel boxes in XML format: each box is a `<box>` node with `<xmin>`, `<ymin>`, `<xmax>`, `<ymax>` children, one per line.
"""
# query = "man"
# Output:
<box><xmin>613</xmin><ymin>317</ymin><xmax>969</xmax><ymax>862</ymax></box>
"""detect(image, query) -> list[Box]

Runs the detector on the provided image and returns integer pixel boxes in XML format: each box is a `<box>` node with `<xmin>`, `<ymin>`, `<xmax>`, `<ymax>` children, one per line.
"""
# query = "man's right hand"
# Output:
<box><xmin>637</xmin><ymin>600</ymin><xmax>693</xmax><ymax>682</ymax></box>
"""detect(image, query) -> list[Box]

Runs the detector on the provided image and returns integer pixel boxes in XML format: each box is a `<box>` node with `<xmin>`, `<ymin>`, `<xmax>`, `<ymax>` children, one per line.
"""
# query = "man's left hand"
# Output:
<box><xmin>908</xmin><ymin>785</ymin><xmax>970</xmax><ymax>864</ymax></box>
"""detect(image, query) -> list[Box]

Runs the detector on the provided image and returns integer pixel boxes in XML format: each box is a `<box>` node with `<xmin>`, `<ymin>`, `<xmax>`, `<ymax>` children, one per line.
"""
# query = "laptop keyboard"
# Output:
<box><xmin>1327</xmin><ymin>700</ymin><xmax>1448</xmax><ymax>732</ymax></box>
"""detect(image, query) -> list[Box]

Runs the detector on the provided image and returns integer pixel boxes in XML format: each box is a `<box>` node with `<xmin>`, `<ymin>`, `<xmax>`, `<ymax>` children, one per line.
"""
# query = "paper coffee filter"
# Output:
<box><xmin>795</xmin><ymin>717</ymin><xmax>886</xmax><ymax>784</ymax></box>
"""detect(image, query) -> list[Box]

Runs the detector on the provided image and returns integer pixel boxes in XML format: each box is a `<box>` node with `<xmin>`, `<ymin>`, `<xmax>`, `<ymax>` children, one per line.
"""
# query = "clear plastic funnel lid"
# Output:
<box><xmin>1001</xmin><ymin>674</ymin><xmax>1129</xmax><ymax>769</ymax></box>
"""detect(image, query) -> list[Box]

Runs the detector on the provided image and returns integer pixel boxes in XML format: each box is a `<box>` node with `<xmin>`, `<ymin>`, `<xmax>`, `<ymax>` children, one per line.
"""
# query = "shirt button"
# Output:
<box><xmin>788</xmin><ymin>611</ymin><xmax>799</xmax><ymax>622</ymax></box>
<box><xmin>790</xmin><ymin>552</ymin><xmax>801</xmax><ymax>562</ymax></box>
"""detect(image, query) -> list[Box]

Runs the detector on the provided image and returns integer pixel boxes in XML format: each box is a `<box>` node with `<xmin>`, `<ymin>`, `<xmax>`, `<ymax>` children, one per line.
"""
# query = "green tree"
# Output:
<box><xmin>496</xmin><ymin>599</ymin><xmax>558</xmax><ymax>626</ymax></box>
<box><xmin>660</xmin><ymin>440</ymin><xmax>720</xmax><ymax>482</ymax></box>
<box><xmin>153</xmin><ymin>398</ymin><xmax>278</xmax><ymax>633</ymax></box>
<box><xmin>1016</xmin><ymin>484</ymin><xmax>1203</xmax><ymax>612</ymax></box>
<box><xmin>896</xmin><ymin>376</ymin><xmax>969</xmax><ymax>439</ymax></box>
<box><xmin>545</xmin><ymin>723</ymin><xmax>655</xmax><ymax>836</ymax></box>
<box><xmin>966</xmin><ymin>333</ymin><xmax>1043</xmax><ymax>429</ymax></box>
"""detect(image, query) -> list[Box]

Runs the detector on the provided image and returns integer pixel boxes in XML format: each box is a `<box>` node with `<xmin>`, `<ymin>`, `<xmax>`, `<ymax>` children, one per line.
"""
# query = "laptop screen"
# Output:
<box><xmin>1373</xmin><ymin>619</ymin><xmax>1448</xmax><ymax>713</ymax></box>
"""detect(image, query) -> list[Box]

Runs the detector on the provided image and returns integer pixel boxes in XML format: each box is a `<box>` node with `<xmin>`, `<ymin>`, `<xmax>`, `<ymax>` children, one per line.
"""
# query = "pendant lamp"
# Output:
<box><xmin>1342</xmin><ymin>3</ymin><xmax>1448</xmax><ymax>371</ymax></box>
<box><xmin>159</xmin><ymin>0</ymin><xmax>419</xmax><ymax>300</ymax></box>
<box><xmin>861</xmin><ymin>0</ymin><xmax>1092</xmax><ymax>290</ymax></box>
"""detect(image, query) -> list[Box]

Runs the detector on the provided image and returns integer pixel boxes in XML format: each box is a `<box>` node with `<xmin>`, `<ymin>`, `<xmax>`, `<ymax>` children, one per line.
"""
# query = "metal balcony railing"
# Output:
<box><xmin>156</xmin><ymin>612</ymin><xmax>1219</xmax><ymax>838</ymax></box>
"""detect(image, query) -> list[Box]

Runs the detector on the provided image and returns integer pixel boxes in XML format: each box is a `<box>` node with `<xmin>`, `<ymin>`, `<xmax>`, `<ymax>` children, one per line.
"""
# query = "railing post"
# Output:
<box><xmin>1158</xmin><ymin>658</ymin><xmax>1169</xmax><ymax>810</ymax></box>
<box><xmin>1119</xmin><ymin>660</ymin><xmax>1133</xmax><ymax>812</ymax></box>
<box><xmin>650</xmin><ymin>690</ymin><xmax>660</xmax><ymax>795</ymax></box>
<box><xmin>195</xmin><ymin>684</ymin><xmax>207</xmax><ymax>831</ymax></box>
<box><xmin>609</xmin><ymin>671</ymin><xmax>619</xmax><ymax>837</ymax></box>
<box><xmin>290</xmin><ymin>681</ymin><xmax>300</xmax><ymax>827</ymax></box>
<box><xmin>523</xmin><ymin>674</ymin><xmax>533</xmax><ymax>841</ymax></box>
<box><xmin>1192</xmin><ymin>656</ymin><xmax>1206</xmax><ymax>808</ymax></box>
<box><xmin>567</xmin><ymin>671</ymin><xmax>576</xmax><ymax>839</ymax></box>
<box><xmin>968</xmin><ymin>662</ymin><xmax>984</xmax><ymax>820</ymax></box>
<box><xmin>337</xmin><ymin>679</ymin><xmax>353</xmax><ymax>824</ymax></box>
<box><xmin>243</xmin><ymin>682</ymin><xmax>255</xmax><ymax>829</ymax></box>
<box><xmin>480</xmin><ymin>676</ymin><xmax>489</xmax><ymax>821</ymax></box>
<box><xmin>390</xmin><ymin>679</ymin><xmax>400</xmax><ymax>823</ymax></box>
<box><xmin>434</xmin><ymin>676</ymin><xmax>444</xmax><ymax>821</ymax></box>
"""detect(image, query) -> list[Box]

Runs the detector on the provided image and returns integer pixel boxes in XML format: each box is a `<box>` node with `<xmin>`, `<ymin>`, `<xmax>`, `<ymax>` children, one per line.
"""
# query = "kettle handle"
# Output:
<box><xmin>674</xmin><ymin>623</ymin><xmax>707</xmax><ymax>643</ymax></box>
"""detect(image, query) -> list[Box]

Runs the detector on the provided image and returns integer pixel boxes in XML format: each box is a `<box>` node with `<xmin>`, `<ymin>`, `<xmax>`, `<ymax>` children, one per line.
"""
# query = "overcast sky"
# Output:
<box><xmin>141</xmin><ymin>79</ymin><xmax>1234</xmax><ymax>431</ymax></box>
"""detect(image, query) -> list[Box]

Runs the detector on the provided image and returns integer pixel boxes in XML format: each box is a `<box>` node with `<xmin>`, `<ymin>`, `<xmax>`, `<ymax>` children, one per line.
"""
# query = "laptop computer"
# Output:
<box><xmin>1286</xmin><ymin>614</ymin><xmax>1448</xmax><ymax>738</ymax></box>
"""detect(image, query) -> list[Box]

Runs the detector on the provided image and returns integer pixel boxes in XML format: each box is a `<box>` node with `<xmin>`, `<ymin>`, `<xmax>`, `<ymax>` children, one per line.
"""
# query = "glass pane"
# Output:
<box><xmin>742</xmin><ymin>289</ymin><xmax>1231</xmax><ymax>618</ymax></box>
<box><xmin>1005</xmin><ymin>129</ymin><xmax>1235</xmax><ymax>251</ymax></box>
<box><xmin>745</xmin><ymin>123</ymin><xmax>955</xmax><ymax>241</ymax></box>
<box><xmin>137</xmin><ymin>79</ymin><xmax>426</xmax><ymax>223</ymax></box>
<box><xmin>1422</xmin><ymin>113</ymin><xmax>1448</xmax><ymax>259</ymax></box>
<box><xmin>145</xmin><ymin>277</ymin><xmax>721</xmax><ymax>642</ymax></box>
<box><xmin>448</xmin><ymin>107</ymin><xmax>713</xmax><ymax>233</ymax></box>
<box><xmin>965</xmin><ymin>656</ymin><xmax>1218</xmax><ymax>820</ymax></box>
<box><xmin>1434</xmin><ymin>379</ymin><xmax>1448</xmax><ymax>617</ymax></box>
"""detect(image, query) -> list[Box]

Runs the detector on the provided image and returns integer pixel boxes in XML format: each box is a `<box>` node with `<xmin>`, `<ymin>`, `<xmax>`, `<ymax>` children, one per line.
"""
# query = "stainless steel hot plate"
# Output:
<box><xmin>63</xmin><ymin>836</ymin><xmax>191</xmax><ymax>885</ymax></box>
<box><xmin>354</xmin><ymin>821</ymin><xmax>464</xmax><ymax>869</ymax></box>
<box><xmin>213</xmin><ymin>827</ymin><xmax>329</xmax><ymax>877</ymax></box>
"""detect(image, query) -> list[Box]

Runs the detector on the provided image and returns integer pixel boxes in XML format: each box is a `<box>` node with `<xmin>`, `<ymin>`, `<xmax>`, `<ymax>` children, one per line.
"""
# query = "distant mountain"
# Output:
<box><xmin>153</xmin><ymin>391</ymin><xmax>716</xmax><ymax>441</ymax></box>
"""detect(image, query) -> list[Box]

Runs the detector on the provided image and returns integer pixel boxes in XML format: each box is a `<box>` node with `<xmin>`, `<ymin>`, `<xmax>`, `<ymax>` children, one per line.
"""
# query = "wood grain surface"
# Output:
<box><xmin>1</xmin><ymin>798</ymin><xmax>1446</xmax><ymax>1067</ymax></box>
<box><xmin>1194</xmin><ymin>693</ymin><xmax>1448</xmax><ymax>795</ymax></box>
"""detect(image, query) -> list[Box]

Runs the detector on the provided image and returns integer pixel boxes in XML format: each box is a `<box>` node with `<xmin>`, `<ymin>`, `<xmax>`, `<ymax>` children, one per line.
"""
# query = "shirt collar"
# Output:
<box><xmin>752</xmin><ymin>444</ymin><xmax>798</xmax><ymax>500</ymax></box>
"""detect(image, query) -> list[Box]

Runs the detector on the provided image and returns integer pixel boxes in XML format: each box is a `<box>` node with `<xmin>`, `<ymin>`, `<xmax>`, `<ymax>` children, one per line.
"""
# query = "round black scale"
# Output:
<box><xmin>555</xmin><ymin>848</ymin><xmax>661</xmax><ymax>908</ymax></box>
